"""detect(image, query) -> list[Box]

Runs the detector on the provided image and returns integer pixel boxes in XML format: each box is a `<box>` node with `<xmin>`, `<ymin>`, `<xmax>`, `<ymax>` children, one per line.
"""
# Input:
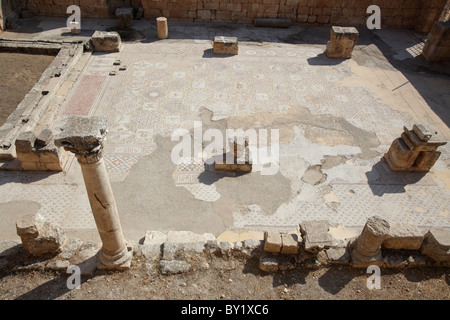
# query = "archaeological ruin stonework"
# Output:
<box><xmin>13</xmin><ymin>0</ymin><xmax>449</xmax><ymax>32</ymax></box>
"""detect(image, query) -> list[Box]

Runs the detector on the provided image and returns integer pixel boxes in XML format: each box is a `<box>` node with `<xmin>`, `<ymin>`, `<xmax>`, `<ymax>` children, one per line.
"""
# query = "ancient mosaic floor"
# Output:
<box><xmin>0</xmin><ymin>32</ymin><xmax>449</xmax><ymax>238</ymax></box>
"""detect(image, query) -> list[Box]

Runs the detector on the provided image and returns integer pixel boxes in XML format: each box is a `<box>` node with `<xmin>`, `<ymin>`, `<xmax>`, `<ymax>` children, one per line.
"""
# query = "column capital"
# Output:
<box><xmin>55</xmin><ymin>116</ymin><xmax>108</xmax><ymax>164</ymax></box>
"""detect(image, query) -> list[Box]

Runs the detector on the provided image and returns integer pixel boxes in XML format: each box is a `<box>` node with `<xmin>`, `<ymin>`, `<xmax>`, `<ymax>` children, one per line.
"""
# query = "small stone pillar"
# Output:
<box><xmin>384</xmin><ymin>124</ymin><xmax>447</xmax><ymax>172</ymax></box>
<box><xmin>214</xmin><ymin>135</ymin><xmax>252</xmax><ymax>173</ymax></box>
<box><xmin>325</xmin><ymin>26</ymin><xmax>359</xmax><ymax>59</ymax></box>
<box><xmin>157</xmin><ymin>17</ymin><xmax>168</xmax><ymax>39</ymax></box>
<box><xmin>55</xmin><ymin>116</ymin><xmax>132</xmax><ymax>270</ymax></box>
<box><xmin>350</xmin><ymin>216</ymin><xmax>390</xmax><ymax>267</ymax></box>
<box><xmin>213</xmin><ymin>36</ymin><xmax>239</xmax><ymax>55</ymax></box>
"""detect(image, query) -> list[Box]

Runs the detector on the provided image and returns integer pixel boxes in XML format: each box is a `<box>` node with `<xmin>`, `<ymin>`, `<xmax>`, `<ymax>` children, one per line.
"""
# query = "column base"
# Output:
<box><xmin>97</xmin><ymin>246</ymin><xmax>133</xmax><ymax>271</ymax></box>
<box><xmin>350</xmin><ymin>248</ymin><xmax>384</xmax><ymax>268</ymax></box>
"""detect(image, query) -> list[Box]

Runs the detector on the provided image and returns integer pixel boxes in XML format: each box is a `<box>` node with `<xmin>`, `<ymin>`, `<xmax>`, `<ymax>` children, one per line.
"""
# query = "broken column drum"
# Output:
<box><xmin>55</xmin><ymin>116</ymin><xmax>132</xmax><ymax>270</ymax></box>
<box><xmin>351</xmin><ymin>216</ymin><xmax>390</xmax><ymax>267</ymax></box>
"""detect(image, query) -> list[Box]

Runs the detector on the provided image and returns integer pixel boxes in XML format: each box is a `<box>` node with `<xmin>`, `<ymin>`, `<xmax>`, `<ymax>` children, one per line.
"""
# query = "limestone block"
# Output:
<box><xmin>420</xmin><ymin>228</ymin><xmax>450</xmax><ymax>262</ymax></box>
<box><xmin>382</xmin><ymin>222</ymin><xmax>424</xmax><ymax>250</ymax></box>
<box><xmin>264</xmin><ymin>231</ymin><xmax>282</xmax><ymax>253</ymax></box>
<box><xmin>281</xmin><ymin>232</ymin><xmax>300</xmax><ymax>255</ymax></box>
<box><xmin>16</xmin><ymin>214</ymin><xmax>67</xmax><ymax>257</ymax></box>
<box><xmin>325</xmin><ymin>26</ymin><xmax>359</xmax><ymax>59</ymax></box>
<box><xmin>213</xmin><ymin>36</ymin><xmax>238</xmax><ymax>55</ymax></box>
<box><xmin>157</xmin><ymin>17</ymin><xmax>168</xmax><ymax>39</ymax></box>
<box><xmin>141</xmin><ymin>231</ymin><xmax>167</xmax><ymax>260</ymax></box>
<box><xmin>159</xmin><ymin>259</ymin><xmax>191</xmax><ymax>274</ymax></box>
<box><xmin>91</xmin><ymin>31</ymin><xmax>121</xmax><ymax>52</ymax></box>
<box><xmin>299</xmin><ymin>220</ymin><xmax>333</xmax><ymax>253</ymax></box>
<box><xmin>385</xmin><ymin>138</ymin><xmax>419</xmax><ymax>170</ymax></box>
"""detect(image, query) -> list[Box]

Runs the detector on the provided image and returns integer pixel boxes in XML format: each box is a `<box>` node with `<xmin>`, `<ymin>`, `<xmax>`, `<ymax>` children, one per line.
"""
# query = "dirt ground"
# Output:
<box><xmin>0</xmin><ymin>52</ymin><xmax>55</xmax><ymax>126</ymax></box>
<box><xmin>0</xmin><ymin>255</ymin><xmax>448</xmax><ymax>302</ymax></box>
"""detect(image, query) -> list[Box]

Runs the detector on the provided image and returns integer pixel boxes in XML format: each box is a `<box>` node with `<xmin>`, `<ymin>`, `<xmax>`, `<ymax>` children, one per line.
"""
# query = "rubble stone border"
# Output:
<box><xmin>1</xmin><ymin>217</ymin><xmax>448</xmax><ymax>277</ymax></box>
<box><xmin>0</xmin><ymin>38</ymin><xmax>88</xmax><ymax>170</ymax></box>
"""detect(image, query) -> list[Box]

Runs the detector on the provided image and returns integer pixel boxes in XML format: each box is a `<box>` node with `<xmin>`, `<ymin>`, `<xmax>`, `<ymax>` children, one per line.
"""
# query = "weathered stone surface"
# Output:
<box><xmin>264</xmin><ymin>231</ymin><xmax>282</xmax><ymax>253</ymax></box>
<box><xmin>281</xmin><ymin>232</ymin><xmax>299</xmax><ymax>255</ymax></box>
<box><xmin>420</xmin><ymin>228</ymin><xmax>450</xmax><ymax>262</ymax></box>
<box><xmin>141</xmin><ymin>231</ymin><xmax>167</xmax><ymax>260</ymax></box>
<box><xmin>219</xmin><ymin>241</ymin><xmax>233</xmax><ymax>255</ymax></box>
<box><xmin>325</xmin><ymin>26</ymin><xmax>359</xmax><ymax>59</ymax></box>
<box><xmin>325</xmin><ymin>247</ymin><xmax>350</xmax><ymax>265</ymax></box>
<box><xmin>162</xmin><ymin>241</ymin><xmax>178</xmax><ymax>260</ymax></box>
<box><xmin>54</xmin><ymin>116</ymin><xmax>107</xmax><ymax>164</ymax></box>
<box><xmin>301</xmin><ymin>165</ymin><xmax>326</xmax><ymax>185</ymax></box>
<box><xmin>384</xmin><ymin>125</ymin><xmax>446</xmax><ymax>172</ymax></box>
<box><xmin>16</xmin><ymin>214</ymin><xmax>67</xmax><ymax>257</ymax></box>
<box><xmin>259</xmin><ymin>255</ymin><xmax>278</xmax><ymax>272</ymax></box>
<box><xmin>35</xmin><ymin>128</ymin><xmax>53</xmax><ymax>147</ymax></box>
<box><xmin>299</xmin><ymin>220</ymin><xmax>333</xmax><ymax>253</ymax></box>
<box><xmin>58</xmin><ymin>237</ymin><xmax>82</xmax><ymax>260</ymax></box>
<box><xmin>91</xmin><ymin>31</ymin><xmax>121</xmax><ymax>52</ymax></box>
<box><xmin>159</xmin><ymin>260</ymin><xmax>191</xmax><ymax>274</ymax></box>
<box><xmin>350</xmin><ymin>216</ymin><xmax>390</xmax><ymax>268</ymax></box>
<box><xmin>213</xmin><ymin>36</ymin><xmax>238</xmax><ymax>55</ymax></box>
<box><xmin>383</xmin><ymin>222</ymin><xmax>424</xmax><ymax>250</ymax></box>
<box><xmin>70</xmin><ymin>240</ymin><xmax>101</xmax><ymax>275</ymax></box>
<box><xmin>167</xmin><ymin>231</ymin><xmax>215</xmax><ymax>244</ymax></box>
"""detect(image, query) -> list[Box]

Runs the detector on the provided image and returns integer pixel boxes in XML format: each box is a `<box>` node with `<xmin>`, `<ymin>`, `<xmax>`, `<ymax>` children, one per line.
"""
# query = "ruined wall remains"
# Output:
<box><xmin>1</xmin><ymin>0</ymin><xmax>21</xmax><ymax>31</ymax></box>
<box><xmin>12</xmin><ymin>0</ymin><xmax>450</xmax><ymax>33</ymax></box>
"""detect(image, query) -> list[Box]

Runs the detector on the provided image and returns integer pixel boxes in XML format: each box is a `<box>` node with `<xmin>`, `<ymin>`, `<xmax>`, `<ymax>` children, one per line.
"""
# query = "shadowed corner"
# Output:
<box><xmin>14</xmin><ymin>255</ymin><xmax>98</xmax><ymax>300</ymax></box>
<box><xmin>307</xmin><ymin>53</ymin><xmax>346</xmax><ymax>66</ymax></box>
<box><xmin>365</xmin><ymin>159</ymin><xmax>427</xmax><ymax>196</ymax></box>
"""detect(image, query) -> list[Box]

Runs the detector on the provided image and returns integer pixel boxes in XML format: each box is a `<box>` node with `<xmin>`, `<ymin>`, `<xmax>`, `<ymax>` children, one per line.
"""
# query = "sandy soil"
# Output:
<box><xmin>0</xmin><ymin>52</ymin><xmax>55</xmax><ymax>126</ymax></box>
<box><xmin>0</xmin><ymin>255</ymin><xmax>448</xmax><ymax>302</ymax></box>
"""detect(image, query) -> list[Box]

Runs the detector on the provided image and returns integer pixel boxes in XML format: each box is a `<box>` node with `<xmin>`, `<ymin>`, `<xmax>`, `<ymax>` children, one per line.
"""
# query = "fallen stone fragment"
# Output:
<box><xmin>159</xmin><ymin>260</ymin><xmax>191</xmax><ymax>275</ymax></box>
<box><xmin>383</xmin><ymin>222</ymin><xmax>424</xmax><ymax>250</ymax></box>
<box><xmin>420</xmin><ymin>228</ymin><xmax>450</xmax><ymax>262</ymax></box>
<box><xmin>300</xmin><ymin>220</ymin><xmax>333</xmax><ymax>253</ymax></box>
<box><xmin>59</xmin><ymin>237</ymin><xmax>82</xmax><ymax>260</ymax></box>
<box><xmin>16</xmin><ymin>214</ymin><xmax>66</xmax><ymax>257</ymax></box>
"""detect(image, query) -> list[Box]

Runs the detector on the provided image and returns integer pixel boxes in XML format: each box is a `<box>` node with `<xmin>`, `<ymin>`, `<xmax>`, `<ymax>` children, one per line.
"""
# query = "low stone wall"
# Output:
<box><xmin>0</xmin><ymin>39</ymin><xmax>87</xmax><ymax>170</ymax></box>
<box><xmin>14</xmin><ymin>0</ymin><xmax>449</xmax><ymax>32</ymax></box>
<box><xmin>1</xmin><ymin>216</ymin><xmax>448</xmax><ymax>276</ymax></box>
<box><xmin>1</xmin><ymin>0</ymin><xmax>22</xmax><ymax>31</ymax></box>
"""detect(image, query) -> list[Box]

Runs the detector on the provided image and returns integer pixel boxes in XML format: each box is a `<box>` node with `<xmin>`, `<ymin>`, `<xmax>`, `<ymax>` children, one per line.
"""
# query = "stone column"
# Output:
<box><xmin>55</xmin><ymin>116</ymin><xmax>132</xmax><ymax>270</ymax></box>
<box><xmin>350</xmin><ymin>216</ymin><xmax>390</xmax><ymax>267</ymax></box>
<box><xmin>157</xmin><ymin>17</ymin><xmax>168</xmax><ymax>39</ymax></box>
